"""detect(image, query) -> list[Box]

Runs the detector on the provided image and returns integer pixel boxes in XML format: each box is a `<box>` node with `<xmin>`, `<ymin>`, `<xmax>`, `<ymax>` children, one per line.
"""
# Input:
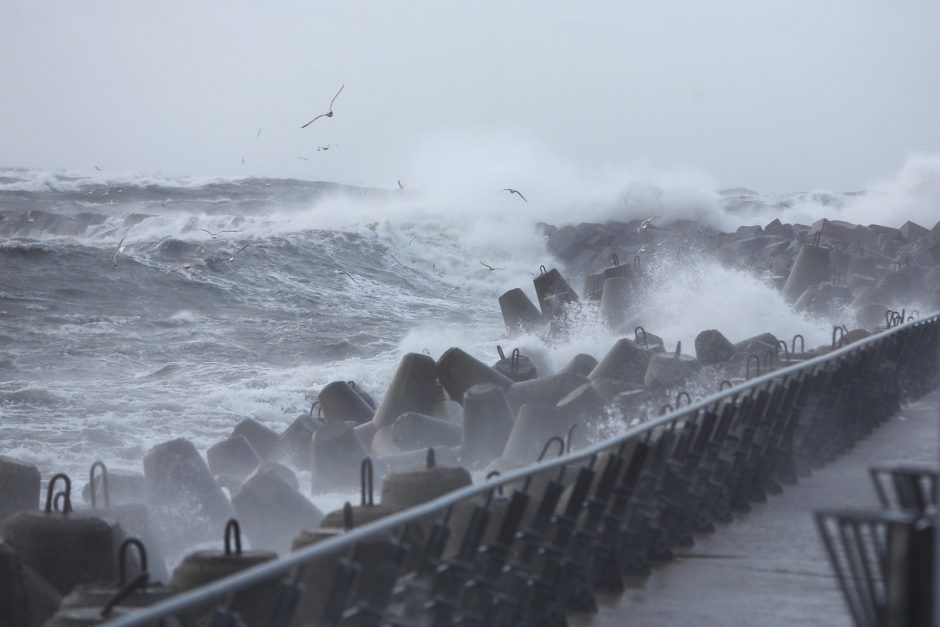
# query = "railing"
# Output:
<box><xmin>109</xmin><ymin>312</ymin><xmax>940</xmax><ymax>626</ymax></box>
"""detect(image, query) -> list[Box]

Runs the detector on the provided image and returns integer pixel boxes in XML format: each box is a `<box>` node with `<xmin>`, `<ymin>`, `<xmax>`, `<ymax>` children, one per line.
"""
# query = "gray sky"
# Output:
<box><xmin>2</xmin><ymin>0</ymin><xmax>939</xmax><ymax>192</ymax></box>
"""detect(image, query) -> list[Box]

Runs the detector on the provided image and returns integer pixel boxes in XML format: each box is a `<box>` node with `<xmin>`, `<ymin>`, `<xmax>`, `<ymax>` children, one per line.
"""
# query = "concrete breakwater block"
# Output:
<box><xmin>438</xmin><ymin>347</ymin><xmax>513</xmax><ymax>405</ymax></box>
<box><xmin>143</xmin><ymin>439</ymin><xmax>234</xmax><ymax>546</ymax></box>
<box><xmin>782</xmin><ymin>244</ymin><xmax>831</xmax><ymax>303</ymax></box>
<box><xmin>498</xmin><ymin>288</ymin><xmax>543</xmax><ymax>335</ymax></box>
<box><xmin>231</xmin><ymin>419</ymin><xmax>280</xmax><ymax>463</ymax></box>
<box><xmin>0</xmin><ymin>456</ymin><xmax>40</xmax><ymax>523</ymax></box>
<box><xmin>461</xmin><ymin>383</ymin><xmax>515</xmax><ymax>466</ymax></box>
<box><xmin>493</xmin><ymin>349</ymin><xmax>538</xmax><ymax>382</ymax></box>
<box><xmin>310</xmin><ymin>422</ymin><xmax>370</xmax><ymax>494</ymax></box>
<box><xmin>391</xmin><ymin>412</ymin><xmax>463</xmax><ymax>451</ymax></box>
<box><xmin>232</xmin><ymin>467</ymin><xmax>323</xmax><ymax>554</ymax></box>
<box><xmin>372</xmin><ymin>353</ymin><xmax>441</xmax><ymax>428</ymax></box>
<box><xmin>600</xmin><ymin>275</ymin><xmax>632</xmax><ymax>329</ymax></box>
<box><xmin>502</xmin><ymin>403</ymin><xmax>577</xmax><ymax>465</ymax></box>
<box><xmin>644</xmin><ymin>348</ymin><xmax>697</xmax><ymax>389</ymax></box>
<box><xmin>533</xmin><ymin>267</ymin><xmax>579</xmax><ymax>320</ymax></box>
<box><xmin>589</xmin><ymin>338</ymin><xmax>650</xmax><ymax>386</ymax></box>
<box><xmin>82</xmin><ymin>469</ymin><xmax>145</xmax><ymax>507</ymax></box>
<box><xmin>0</xmin><ymin>541</ymin><xmax>61</xmax><ymax>627</ymax></box>
<box><xmin>561</xmin><ymin>353</ymin><xmax>598</xmax><ymax>377</ymax></box>
<box><xmin>277</xmin><ymin>414</ymin><xmax>318</xmax><ymax>471</ymax></box>
<box><xmin>694</xmin><ymin>329</ymin><xmax>735</xmax><ymax>364</ymax></box>
<box><xmin>207</xmin><ymin>435</ymin><xmax>262</xmax><ymax>481</ymax></box>
<box><xmin>2</xmin><ymin>481</ymin><xmax>116</xmax><ymax>596</ymax></box>
<box><xmin>506</xmin><ymin>371</ymin><xmax>588</xmax><ymax>413</ymax></box>
<box><xmin>319</xmin><ymin>380</ymin><xmax>375</xmax><ymax>425</ymax></box>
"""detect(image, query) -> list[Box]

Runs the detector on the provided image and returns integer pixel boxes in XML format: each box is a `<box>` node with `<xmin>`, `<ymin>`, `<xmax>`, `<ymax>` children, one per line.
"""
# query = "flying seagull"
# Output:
<box><xmin>198</xmin><ymin>228</ymin><xmax>240</xmax><ymax>239</ymax></box>
<box><xmin>479</xmin><ymin>261</ymin><xmax>503</xmax><ymax>272</ymax></box>
<box><xmin>94</xmin><ymin>166</ymin><xmax>102</xmax><ymax>172</ymax></box>
<box><xmin>228</xmin><ymin>243</ymin><xmax>250</xmax><ymax>262</ymax></box>
<box><xmin>112</xmin><ymin>238</ymin><xmax>126</xmax><ymax>269</ymax></box>
<box><xmin>501</xmin><ymin>188</ymin><xmax>528</xmax><ymax>202</ymax></box>
<box><xmin>301</xmin><ymin>84</ymin><xmax>345</xmax><ymax>128</ymax></box>
<box><xmin>256</xmin><ymin>128</ymin><xmax>262</xmax><ymax>140</ymax></box>
<box><xmin>397</xmin><ymin>180</ymin><xmax>406</xmax><ymax>190</ymax></box>
<box><xmin>317</xmin><ymin>144</ymin><xmax>337</xmax><ymax>152</ymax></box>
<box><xmin>298</xmin><ymin>156</ymin><xmax>309</xmax><ymax>161</ymax></box>
<box><xmin>638</xmin><ymin>216</ymin><xmax>658</xmax><ymax>233</ymax></box>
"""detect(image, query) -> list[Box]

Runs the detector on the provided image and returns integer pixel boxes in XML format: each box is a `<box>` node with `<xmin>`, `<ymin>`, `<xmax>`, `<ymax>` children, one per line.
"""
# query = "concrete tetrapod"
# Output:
<box><xmin>318</xmin><ymin>380</ymin><xmax>375</xmax><ymax>425</ymax></box>
<box><xmin>231</xmin><ymin>419</ymin><xmax>280</xmax><ymax>462</ymax></box>
<box><xmin>533</xmin><ymin>267</ymin><xmax>579</xmax><ymax>320</ymax></box>
<box><xmin>0</xmin><ymin>540</ymin><xmax>61</xmax><ymax>627</ymax></box>
<box><xmin>460</xmin><ymin>383</ymin><xmax>516</xmax><ymax>467</ymax></box>
<box><xmin>232</xmin><ymin>467</ymin><xmax>323</xmax><ymax>554</ymax></box>
<box><xmin>600</xmin><ymin>275</ymin><xmax>631</xmax><ymax>330</ymax></box>
<box><xmin>589</xmin><ymin>338</ymin><xmax>651</xmax><ymax>387</ymax></box>
<box><xmin>506</xmin><ymin>371</ymin><xmax>589</xmax><ymax>414</ymax></box>
<box><xmin>206</xmin><ymin>435</ymin><xmax>262</xmax><ymax>481</ymax></box>
<box><xmin>372</xmin><ymin>353</ymin><xmax>441</xmax><ymax>428</ymax></box>
<box><xmin>170</xmin><ymin>519</ymin><xmax>277</xmax><ymax>627</ymax></box>
<box><xmin>782</xmin><ymin>244</ymin><xmax>831</xmax><ymax>303</ymax></box>
<box><xmin>437</xmin><ymin>347</ymin><xmax>513</xmax><ymax>405</ymax></box>
<box><xmin>310</xmin><ymin>421</ymin><xmax>371</xmax><ymax>494</ymax></box>
<box><xmin>0</xmin><ymin>456</ymin><xmax>40</xmax><ymax>522</ymax></box>
<box><xmin>498</xmin><ymin>288</ymin><xmax>543</xmax><ymax>335</ymax></box>
<box><xmin>142</xmin><ymin>438</ymin><xmax>234</xmax><ymax>549</ymax></box>
<box><xmin>1</xmin><ymin>475</ymin><xmax>115</xmax><ymax>596</ymax></box>
<box><xmin>277</xmin><ymin>414</ymin><xmax>319</xmax><ymax>470</ymax></box>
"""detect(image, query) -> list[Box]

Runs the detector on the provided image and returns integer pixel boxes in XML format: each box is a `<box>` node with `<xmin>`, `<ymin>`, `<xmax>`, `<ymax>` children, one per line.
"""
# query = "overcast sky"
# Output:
<box><xmin>2</xmin><ymin>1</ymin><xmax>939</xmax><ymax>192</ymax></box>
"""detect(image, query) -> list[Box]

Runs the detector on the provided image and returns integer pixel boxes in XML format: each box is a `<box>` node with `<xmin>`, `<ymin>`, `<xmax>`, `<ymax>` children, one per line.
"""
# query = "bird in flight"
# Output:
<box><xmin>638</xmin><ymin>216</ymin><xmax>658</xmax><ymax>233</ymax></box>
<box><xmin>317</xmin><ymin>144</ymin><xmax>337</xmax><ymax>152</ymax></box>
<box><xmin>501</xmin><ymin>188</ymin><xmax>528</xmax><ymax>202</ymax></box>
<box><xmin>198</xmin><ymin>228</ymin><xmax>240</xmax><ymax>239</ymax></box>
<box><xmin>301</xmin><ymin>84</ymin><xmax>345</xmax><ymax>128</ymax></box>
<box><xmin>398</xmin><ymin>180</ymin><xmax>406</xmax><ymax>190</ymax></box>
<box><xmin>298</xmin><ymin>156</ymin><xmax>309</xmax><ymax>161</ymax></box>
<box><xmin>112</xmin><ymin>238</ymin><xmax>126</xmax><ymax>269</ymax></box>
<box><xmin>94</xmin><ymin>166</ymin><xmax>102</xmax><ymax>172</ymax></box>
<box><xmin>479</xmin><ymin>261</ymin><xmax>503</xmax><ymax>272</ymax></box>
<box><xmin>257</xmin><ymin>128</ymin><xmax>262</xmax><ymax>140</ymax></box>
<box><xmin>228</xmin><ymin>243</ymin><xmax>250</xmax><ymax>262</ymax></box>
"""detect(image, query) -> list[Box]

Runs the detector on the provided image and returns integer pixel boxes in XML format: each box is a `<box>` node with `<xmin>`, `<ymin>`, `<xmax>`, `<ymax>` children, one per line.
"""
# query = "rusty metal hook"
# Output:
<box><xmin>496</xmin><ymin>345</ymin><xmax>506</xmax><ymax>360</ymax></box>
<box><xmin>777</xmin><ymin>340</ymin><xmax>790</xmax><ymax>360</ymax></box>
<box><xmin>791</xmin><ymin>334</ymin><xmax>805</xmax><ymax>354</ymax></box>
<box><xmin>224</xmin><ymin>519</ymin><xmax>242</xmax><ymax>555</ymax></box>
<box><xmin>539</xmin><ymin>264</ymin><xmax>548</xmax><ymax>276</ymax></box>
<box><xmin>538</xmin><ymin>436</ymin><xmax>565</xmax><ymax>461</ymax></box>
<box><xmin>675</xmin><ymin>390</ymin><xmax>691</xmax><ymax>408</ymax></box>
<box><xmin>634</xmin><ymin>326</ymin><xmax>650</xmax><ymax>349</ymax></box>
<box><xmin>360</xmin><ymin>458</ymin><xmax>374</xmax><ymax>507</ymax></box>
<box><xmin>44</xmin><ymin>473</ymin><xmax>72</xmax><ymax>515</ymax></box>
<box><xmin>89</xmin><ymin>460</ymin><xmax>110</xmax><ymax>510</ymax></box>
<box><xmin>118</xmin><ymin>538</ymin><xmax>148</xmax><ymax>585</ymax></box>
<box><xmin>831</xmin><ymin>325</ymin><xmax>846</xmax><ymax>349</ymax></box>
<box><xmin>745</xmin><ymin>353</ymin><xmax>761</xmax><ymax>381</ymax></box>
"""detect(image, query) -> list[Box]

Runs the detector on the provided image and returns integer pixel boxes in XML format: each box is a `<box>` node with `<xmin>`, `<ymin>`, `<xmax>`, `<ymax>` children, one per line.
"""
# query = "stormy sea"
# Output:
<box><xmin>0</xmin><ymin>162</ymin><xmax>934</xmax><ymax>486</ymax></box>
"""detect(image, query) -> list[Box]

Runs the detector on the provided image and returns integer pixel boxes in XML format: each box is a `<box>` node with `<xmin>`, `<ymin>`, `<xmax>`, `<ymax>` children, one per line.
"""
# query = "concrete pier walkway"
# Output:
<box><xmin>576</xmin><ymin>390</ymin><xmax>940</xmax><ymax>627</ymax></box>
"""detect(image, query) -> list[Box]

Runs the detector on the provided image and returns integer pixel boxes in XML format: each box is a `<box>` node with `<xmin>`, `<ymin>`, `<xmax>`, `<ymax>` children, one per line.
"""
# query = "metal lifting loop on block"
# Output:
<box><xmin>675</xmin><ymin>390</ymin><xmax>691</xmax><ymax>408</ymax></box>
<box><xmin>659</xmin><ymin>404</ymin><xmax>674</xmax><ymax>416</ymax></box>
<box><xmin>777</xmin><ymin>340</ymin><xmax>790</xmax><ymax>360</ymax></box>
<box><xmin>635</xmin><ymin>326</ymin><xmax>650</xmax><ymax>349</ymax></box>
<box><xmin>224</xmin><ymin>519</ymin><xmax>242</xmax><ymax>556</ymax></box>
<box><xmin>45</xmin><ymin>473</ymin><xmax>72</xmax><ymax>515</ymax></box>
<box><xmin>674</xmin><ymin>341</ymin><xmax>682</xmax><ymax>360</ymax></box>
<box><xmin>831</xmin><ymin>325</ymin><xmax>846</xmax><ymax>349</ymax></box>
<box><xmin>342</xmin><ymin>502</ymin><xmax>354</xmax><ymax>531</ymax></box>
<box><xmin>360</xmin><ymin>458</ymin><xmax>374</xmax><ymax>507</ymax></box>
<box><xmin>539</xmin><ymin>265</ymin><xmax>548</xmax><ymax>276</ymax></box>
<box><xmin>719</xmin><ymin>380</ymin><xmax>733</xmax><ymax>391</ymax></box>
<box><xmin>745</xmin><ymin>353</ymin><xmax>761</xmax><ymax>381</ymax></box>
<box><xmin>510</xmin><ymin>348</ymin><xmax>521</xmax><ymax>374</ymax></box>
<box><xmin>791</xmin><ymin>334</ymin><xmax>805</xmax><ymax>354</ymax></box>
<box><xmin>89</xmin><ymin>460</ymin><xmax>110</xmax><ymax>509</ymax></box>
<box><xmin>310</xmin><ymin>399</ymin><xmax>322</xmax><ymax>418</ymax></box>
<box><xmin>118</xmin><ymin>538</ymin><xmax>148</xmax><ymax>586</ymax></box>
<box><xmin>485</xmin><ymin>470</ymin><xmax>505</xmax><ymax>497</ymax></box>
<box><xmin>566</xmin><ymin>423</ymin><xmax>578</xmax><ymax>453</ymax></box>
<box><xmin>101</xmin><ymin>573</ymin><xmax>150</xmax><ymax>619</ymax></box>
<box><xmin>496</xmin><ymin>345</ymin><xmax>506</xmax><ymax>361</ymax></box>
<box><xmin>52</xmin><ymin>492</ymin><xmax>67</xmax><ymax>513</ymax></box>
<box><xmin>426</xmin><ymin>447</ymin><xmax>436</xmax><ymax>469</ymax></box>
<box><xmin>612</xmin><ymin>254</ymin><xmax>620</xmax><ymax>267</ymax></box>
<box><xmin>538</xmin><ymin>436</ymin><xmax>566</xmax><ymax>462</ymax></box>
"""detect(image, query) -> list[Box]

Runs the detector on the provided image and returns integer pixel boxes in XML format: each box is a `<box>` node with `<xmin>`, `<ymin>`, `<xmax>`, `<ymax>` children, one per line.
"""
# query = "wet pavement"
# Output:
<box><xmin>576</xmin><ymin>389</ymin><xmax>940</xmax><ymax>627</ymax></box>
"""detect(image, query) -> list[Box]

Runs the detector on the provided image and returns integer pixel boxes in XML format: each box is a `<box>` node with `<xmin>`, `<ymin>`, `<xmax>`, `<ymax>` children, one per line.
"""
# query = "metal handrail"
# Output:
<box><xmin>107</xmin><ymin>312</ymin><xmax>940</xmax><ymax>626</ymax></box>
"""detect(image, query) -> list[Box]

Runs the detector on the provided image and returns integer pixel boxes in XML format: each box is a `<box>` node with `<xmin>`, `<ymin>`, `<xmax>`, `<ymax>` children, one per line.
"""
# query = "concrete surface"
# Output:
<box><xmin>575</xmin><ymin>389</ymin><xmax>940</xmax><ymax>627</ymax></box>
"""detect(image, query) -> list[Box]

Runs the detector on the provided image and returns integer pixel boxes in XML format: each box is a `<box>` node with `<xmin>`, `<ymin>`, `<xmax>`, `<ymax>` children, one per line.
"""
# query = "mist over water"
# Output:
<box><xmin>0</xmin><ymin>142</ymin><xmax>938</xmax><ymax>485</ymax></box>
